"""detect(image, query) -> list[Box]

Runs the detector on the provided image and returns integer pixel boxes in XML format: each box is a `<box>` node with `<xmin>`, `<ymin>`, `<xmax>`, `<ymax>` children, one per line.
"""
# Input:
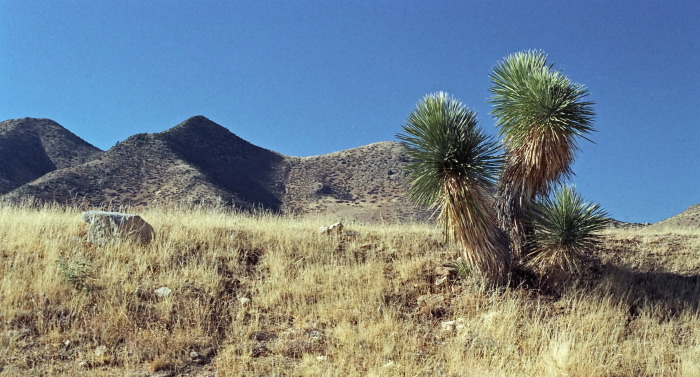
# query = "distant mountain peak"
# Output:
<box><xmin>0</xmin><ymin>118</ymin><xmax>102</xmax><ymax>194</ymax></box>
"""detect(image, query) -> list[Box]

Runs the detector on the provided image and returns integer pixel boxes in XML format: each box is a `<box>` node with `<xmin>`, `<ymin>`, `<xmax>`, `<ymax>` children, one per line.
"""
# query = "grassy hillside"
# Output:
<box><xmin>0</xmin><ymin>204</ymin><xmax>699</xmax><ymax>376</ymax></box>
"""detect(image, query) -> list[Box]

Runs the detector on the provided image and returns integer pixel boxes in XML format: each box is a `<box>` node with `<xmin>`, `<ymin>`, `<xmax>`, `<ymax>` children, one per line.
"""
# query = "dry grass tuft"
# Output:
<box><xmin>1</xmin><ymin>203</ymin><xmax>699</xmax><ymax>376</ymax></box>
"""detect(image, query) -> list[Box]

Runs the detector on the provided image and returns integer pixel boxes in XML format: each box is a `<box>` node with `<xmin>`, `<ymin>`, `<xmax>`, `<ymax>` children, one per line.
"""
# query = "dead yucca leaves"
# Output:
<box><xmin>525</xmin><ymin>186</ymin><xmax>608</xmax><ymax>274</ymax></box>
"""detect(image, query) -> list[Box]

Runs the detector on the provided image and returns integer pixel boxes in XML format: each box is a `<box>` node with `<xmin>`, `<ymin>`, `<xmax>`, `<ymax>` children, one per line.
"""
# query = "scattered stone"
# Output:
<box><xmin>154</xmin><ymin>287</ymin><xmax>172</xmax><ymax>298</ymax></box>
<box><xmin>189</xmin><ymin>351</ymin><xmax>199</xmax><ymax>360</ymax></box>
<box><xmin>307</xmin><ymin>329</ymin><xmax>324</xmax><ymax>341</ymax></box>
<box><xmin>440</xmin><ymin>318</ymin><xmax>468</xmax><ymax>334</ymax></box>
<box><xmin>319</xmin><ymin>222</ymin><xmax>343</xmax><ymax>235</ymax></box>
<box><xmin>95</xmin><ymin>345</ymin><xmax>108</xmax><ymax>357</ymax></box>
<box><xmin>82</xmin><ymin>210</ymin><xmax>155</xmax><ymax>245</ymax></box>
<box><xmin>435</xmin><ymin>266</ymin><xmax>455</xmax><ymax>277</ymax></box>
<box><xmin>237</xmin><ymin>296</ymin><xmax>250</xmax><ymax>306</ymax></box>
<box><xmin>417</xmin><ymin>294</ymin><xmax>444</xmax><ymax>307</ymax></box>
<box><xmin>316</xmin><ymin>355</ymin><xmax>328</xmax><ymax>361</ymax></box>
<box><xmin>435</xmin><ymin>276</ymin><xmax>448</xmax><ymax>286</ymax></box>
<box><xmin>63</xmin><ymin>339</ymin><xmax>72</xmax><ymax>347</ymax></box>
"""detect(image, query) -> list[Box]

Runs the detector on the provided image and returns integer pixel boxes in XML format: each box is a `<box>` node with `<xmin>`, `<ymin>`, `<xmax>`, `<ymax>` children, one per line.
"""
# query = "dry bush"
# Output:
<box><xmin>1</xmin><ymin>203</ymin><xmax>699</xmax><ymax>376</ymax></box>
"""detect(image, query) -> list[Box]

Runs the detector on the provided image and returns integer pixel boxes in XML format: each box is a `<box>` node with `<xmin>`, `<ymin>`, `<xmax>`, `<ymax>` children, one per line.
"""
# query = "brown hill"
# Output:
<box><xmin>3</xmin><ymin>116</ymin><xmax>428</xmax><ymax>221</ymax></box>
<box><xmin>4</xmin><ymin>116</ymin><xmax>287</xmax><ymax>210</ymax></box>
<box><xmin>282</xmin><ymin>141</ymin><xmax>430</xmax><ymax>222</ymax></box>
<box><xmin>649</xmin><ymin>204</ymin><xmax>700</xmax><ymax>229</ymax></box>
<box><xmin>0</xmin><ymin>118</ymin><xmax>101</xmax><ymax>194</ymax></box>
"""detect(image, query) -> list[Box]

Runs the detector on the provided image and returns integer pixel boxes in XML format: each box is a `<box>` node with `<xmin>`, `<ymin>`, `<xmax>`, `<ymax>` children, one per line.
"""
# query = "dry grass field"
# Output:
<box><xmin>1</xmin><ymin>203</ymin><xmax>699</xmax><ymax>376</ymax></box>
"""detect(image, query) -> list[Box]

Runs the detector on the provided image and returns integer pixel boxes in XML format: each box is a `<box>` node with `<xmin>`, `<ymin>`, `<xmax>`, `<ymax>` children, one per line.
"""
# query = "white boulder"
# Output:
<box><xmin>81</xmin><ymin>210</ymin><xmax>154</xmax><ymax>245</ymax></box>
<box><xmin>319</xmin><ymin>222</ymin><xmax>343</xmax><ymax>235</ymax></box>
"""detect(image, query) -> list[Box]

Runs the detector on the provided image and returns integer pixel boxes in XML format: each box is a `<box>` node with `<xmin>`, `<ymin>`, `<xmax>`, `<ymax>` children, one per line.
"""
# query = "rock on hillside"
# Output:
<box><xmin>0</xmin><ymin>118</ymin><xmax>101</xmax><ymax>194</ymax></box>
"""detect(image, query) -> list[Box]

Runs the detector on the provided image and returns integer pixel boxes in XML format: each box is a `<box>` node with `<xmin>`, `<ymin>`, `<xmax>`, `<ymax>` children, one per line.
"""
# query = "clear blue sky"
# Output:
<box><xmin>1</xmin><ymin>0</ymin><xmax>698</xmax><ymax>223</ymax></box>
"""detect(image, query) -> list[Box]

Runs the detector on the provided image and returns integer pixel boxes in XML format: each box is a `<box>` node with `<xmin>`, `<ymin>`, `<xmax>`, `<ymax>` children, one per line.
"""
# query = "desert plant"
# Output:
<box><xmin>58</xmin><ymin>253</ymin><xmax>93</xmax><ymax>292</ymax></box>
<box><xmin>525</xmin><ymin>186</ymin><xmax>609</xmax><ymax>274</ymax></box>
<box><xmin>489</xmin><ymin>50</ymin><xmax>596</xmax><ymax>260</ymax></box>
<box><xmin>397</xmin><ymin>92</ymin><xmax>510</xmax><ymax>285</ymax></box>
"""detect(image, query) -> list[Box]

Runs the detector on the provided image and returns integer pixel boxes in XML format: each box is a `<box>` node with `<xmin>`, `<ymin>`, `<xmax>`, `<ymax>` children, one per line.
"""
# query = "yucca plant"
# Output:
<box><xmin>489</xmin><ymin>50</ymin><xmax>596</xmax><ymax>260</ymax></box>
<box><xmin>525</xmin><ymin>186</ymin><xmax>608</xmax><ymax>274</ymax></box>
<box><xmin>397</xmin><ymin>92</ymin><xmax>510</xmax><ymax>285</ymax></box>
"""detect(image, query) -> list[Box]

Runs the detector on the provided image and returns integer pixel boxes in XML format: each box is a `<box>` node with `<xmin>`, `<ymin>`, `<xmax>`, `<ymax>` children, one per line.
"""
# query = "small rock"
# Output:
<box><xmin>237</xmin><ymin>296</ymin><xmax>250</xmax><ymax>306</ymax></box>
<box><xmin>154</xmin><ymin>287</ymin><xmax>172</xmax><ymax>298</ymax></box>
<box><xmin>319</xmin><ymin>222</ymin><xmax>343</xmax><ymax>235</ymax></box>
<box><xmin>417</xmin><ymin>294</ymin><xmax>444</xmax><ymax>307</ymax></box>
<box><xmin>78</xmin><ymin>360</ymin><xmax>89</xmax><ymax>368</ymax></box>
<box><xmin>440</xmin><ymin>320</ymin><xmax>456</xmax><ymax>332</ymax></box>
<box><xmin>189</xmin><ymin>351</ymin><xmax>199</xmax><ymax>359</ymax></box>
<box><xmin>95</xmin><ymin>345</ymin><xmax>108</xmax><ymax>357</ymax></box>
<box><xmin>441</xmin><ymin>317</ymin><xmax>468</xmax><ymax>334</ymax></box>
<box><xmin>435</xmin><ymin>276</ymin><xmax>448</xmax><ymax>286</ymax></box>
<box><xmin>435</xmin><ymin>266</ymin><xmax>454</xmax><ymax>276</ymax></box>
<box><xmin>63</xmin><ymin>339</ymin><xmax>72</xmax><ymax>347</ymax></box>
<box><xmin>307</xmin><ymin>330</ymin><xmax>324</xmax><ymax>341</ymax></box>
<box><xmin>316</xmin><ymin>355</ymin><xmax>328</xmax><ymax>361</ymax></box>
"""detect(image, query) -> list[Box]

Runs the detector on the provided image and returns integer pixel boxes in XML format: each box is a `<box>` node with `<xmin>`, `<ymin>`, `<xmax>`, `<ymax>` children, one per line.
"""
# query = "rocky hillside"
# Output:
<box><xmin>0</xmin><ymin>118</ymin><xmax>101</xmax><ymax>194</ymax></box>
<box><xmin>282</xmin><ymin>141</ymin><xmax>430</xmax><ymax>222</ymax></box>
<box><xmin>2</xmin><ymin>116</ymin><xmax>428</xmax><ymax>221</ymax></box>
<box><xmin>4</xmin><ymin>116</ymin><xmax>288</xmax><ymax>210</ymax></box>
<box><xmin>649</xmin><ymin>204</ymin><xmax>700</xmax><ymax>229</ymax></box>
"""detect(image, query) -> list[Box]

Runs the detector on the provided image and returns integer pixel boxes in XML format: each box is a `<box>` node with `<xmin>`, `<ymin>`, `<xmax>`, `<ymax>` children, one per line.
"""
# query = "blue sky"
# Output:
<box><xmin>1</xmin><ymin>0</ymin><xmax>698</xmax><ymax>223</ymax></box>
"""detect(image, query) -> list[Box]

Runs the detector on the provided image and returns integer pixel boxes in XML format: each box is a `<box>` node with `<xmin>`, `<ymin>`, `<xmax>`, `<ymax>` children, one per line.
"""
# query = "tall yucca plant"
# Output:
<box><xmin>397</xmin><ymin>92</ymin><xmax>511</xmax><ymax>285</ymax></box>
<box><xmin>526</xmin><ymin>186</ymin><xmax>609</xmax><ymax>274</ymax></box>
<box><xmin>489</xmin><ymin>50</ymin><xmax>596</xmax><ymax>260</ymax></box>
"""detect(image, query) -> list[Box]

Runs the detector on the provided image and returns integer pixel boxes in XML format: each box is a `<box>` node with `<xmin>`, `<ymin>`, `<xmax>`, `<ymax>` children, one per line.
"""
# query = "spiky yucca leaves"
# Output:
<box><xmin>525</xmin><ymin>186</ymin><xmax>608</xmax><ymax>274</ymax></box>
<box><xmin>397</xmin><ymin>92</ymin><xmax>511</xmax><ymax>285</ymax></box>
<box><xmin>489</xmin><ymin>50</ymin><xmax>596</xmax><ymax>260</ymax></box>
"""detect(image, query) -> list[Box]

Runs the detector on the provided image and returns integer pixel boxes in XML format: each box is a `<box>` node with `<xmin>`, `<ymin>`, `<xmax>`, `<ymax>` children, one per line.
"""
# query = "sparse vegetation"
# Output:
<box><xmin>1</xmin><ymin>203</ymin><xmax>699</xmax><ymax>376</ymax></box>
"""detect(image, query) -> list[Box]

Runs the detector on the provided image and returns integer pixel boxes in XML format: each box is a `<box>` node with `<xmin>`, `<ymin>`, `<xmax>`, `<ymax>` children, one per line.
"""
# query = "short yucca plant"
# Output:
<box><xmin>525</xmin><ymin>186</ymin><xmax>608</xmax><ymax>274</ymax></box>
<box><xmin>397</xmin><ymin>92</ymin><xmax>511</xmax><ymax>285</ymax></box>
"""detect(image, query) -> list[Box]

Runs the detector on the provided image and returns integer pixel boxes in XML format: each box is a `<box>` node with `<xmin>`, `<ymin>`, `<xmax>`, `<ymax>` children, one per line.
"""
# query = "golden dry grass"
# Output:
<box><xmin>1</xmin><ymin>203</ymin><xmax>699</xmax><ymax>376</ymax></box>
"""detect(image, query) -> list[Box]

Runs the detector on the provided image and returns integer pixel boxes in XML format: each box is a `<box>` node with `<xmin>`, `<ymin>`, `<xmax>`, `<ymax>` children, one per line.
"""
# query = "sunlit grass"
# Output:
<box><xmin>0</xmin><ymin>203</ymin><xmax>698</xmax><ymax>376</ymax></box>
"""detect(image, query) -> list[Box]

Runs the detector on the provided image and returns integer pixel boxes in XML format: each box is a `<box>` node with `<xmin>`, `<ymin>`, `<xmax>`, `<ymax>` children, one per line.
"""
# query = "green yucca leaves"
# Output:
<box><xmin>398</xmin><ymin>92</ymin><xmax>503</xmax><ymax>208</ymax></box>
<box><xmin>490</xmin><ymin>50</ymin><xmax>595</xmax><ymax>149</ymax></box>
<box><xmin>397</xmin><ymin>92</ymin><xmax>510</xmax><ymax>285</ymax></box>
<box><xmin>526</xmin><ymin>186</ymin><xmax>609</xmax><ymax>274</ymax></box>
<box><xmin>489</xmin><ymin>50</ymin><xmax>597</xmax><ymax>260</ymax></box>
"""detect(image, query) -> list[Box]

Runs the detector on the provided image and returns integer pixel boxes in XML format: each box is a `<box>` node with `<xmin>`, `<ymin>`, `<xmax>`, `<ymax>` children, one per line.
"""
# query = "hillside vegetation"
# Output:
<box><xmin>1</xmin><ymin>203</ymin><xmax>699</xmax><ymax>376</ymax></box>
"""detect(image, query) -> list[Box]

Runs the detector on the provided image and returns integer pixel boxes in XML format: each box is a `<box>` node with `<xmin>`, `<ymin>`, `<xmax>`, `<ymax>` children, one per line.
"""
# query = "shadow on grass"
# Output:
<box><xmin>589</xmin><ymin>263</ymin><xmax>700</xmax><ymax>318</ymax></box>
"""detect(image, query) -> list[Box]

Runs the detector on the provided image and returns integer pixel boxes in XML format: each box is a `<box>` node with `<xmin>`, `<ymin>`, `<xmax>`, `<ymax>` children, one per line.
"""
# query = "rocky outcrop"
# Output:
<box><xmin>82</xmin><ymin>210</ymin><xmax>155</xmax><ymax>244</ymax></box>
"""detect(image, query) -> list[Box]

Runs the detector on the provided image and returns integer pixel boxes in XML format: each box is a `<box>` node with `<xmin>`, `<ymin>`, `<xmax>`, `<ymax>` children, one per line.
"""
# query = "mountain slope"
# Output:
<box><xmin>282</xmin><ymin>141</ymin><xmax>430</xmax><ymax>222</ymax></box>
<box><xmin>650</xmin><ymin>204</ymin><xmax>700</xmax><ymax>229</ymax></box>
<box><xmin>0</xmin><ymin>118</ymin><xmax>101</xmax><ymax>194</ymax></box>
<box><xmin>2</xmin><ymin>116</ymin><xmax>429</xmax><ymax>221</ymax></box>
<box><xmin>4</xmin><ymin>116</ymin><xmax>287</xmax><ymax>209</ymax></box>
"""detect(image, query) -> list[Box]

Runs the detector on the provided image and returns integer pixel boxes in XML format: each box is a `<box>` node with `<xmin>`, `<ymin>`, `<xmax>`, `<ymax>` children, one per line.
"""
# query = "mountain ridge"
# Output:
<box><xmin>1</xmin><ymin>116</ymin><xmax>427</xmax><ymax>221</ymax></box>
<box><xmin>1</xmin><ymin>116</ymin><xmax>696</xmax><ymax>225</ymax></box>
<box><xmin>0</xmin><ymin>118</ymin><xmax>102</xmax><ymax>194</ymax></box>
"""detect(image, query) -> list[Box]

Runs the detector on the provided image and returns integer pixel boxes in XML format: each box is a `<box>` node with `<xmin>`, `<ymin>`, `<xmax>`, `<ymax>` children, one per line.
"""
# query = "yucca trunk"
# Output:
<box><xmin>497</xmin><ymin>128</ymin><xmax>575</xmax><ymax>260</ymax></box>
<box><xmin>443</xmin><ymin>175</ymin><xmax>510</xmax><ymax>284</ymax></box>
